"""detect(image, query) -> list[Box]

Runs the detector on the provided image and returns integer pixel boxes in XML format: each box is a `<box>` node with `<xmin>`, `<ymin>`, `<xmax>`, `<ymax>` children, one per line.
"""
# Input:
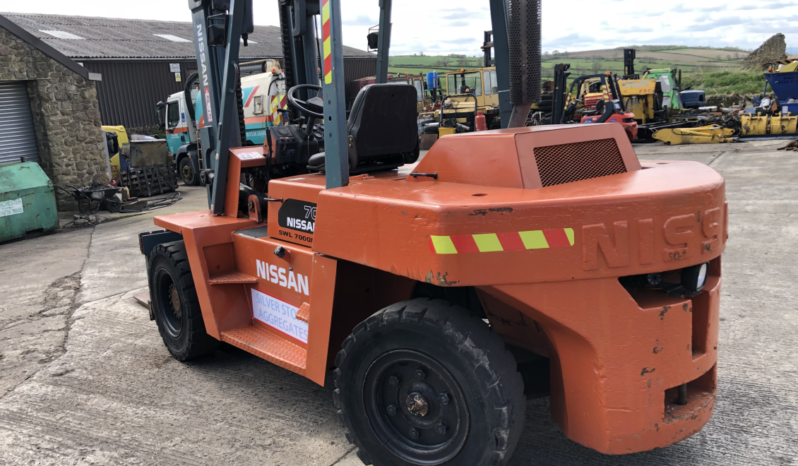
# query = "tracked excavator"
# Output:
<box><xmin>138</xmin><ymin>1</ymin><xmax>726</xmax><ymax>464</ymax></box>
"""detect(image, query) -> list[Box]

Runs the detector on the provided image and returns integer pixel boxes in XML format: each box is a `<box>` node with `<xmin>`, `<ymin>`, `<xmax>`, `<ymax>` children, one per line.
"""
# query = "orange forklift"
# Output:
<box><xmin>139</xmin><ymin>1</ymin><xmax>726</xmax><ymax>464</ymax></box>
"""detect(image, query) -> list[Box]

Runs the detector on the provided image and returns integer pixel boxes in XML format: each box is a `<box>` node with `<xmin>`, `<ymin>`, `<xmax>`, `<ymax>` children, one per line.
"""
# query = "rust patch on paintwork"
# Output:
<box><xmin>664</xmin><ymin>393</ymin><xmax>715</xmax><ymax>424</ymax></box>
<box><xmin>425</xmin><ymin>271</ymin><xmax>434</xmax><ymax>284</ymax></box>
<box><xmin>659</xmin><ymin>306</ymin><xmax>671</xmax><ymax>320</ymax></box>
<box><xmin>436</xmin><ymin>272</ymin><xmax>459</xmax><ymax>286</ymax></box>
<box><xmin>641</xmin><ymin>367</ymin><xmax>656</xmax><ymax>376</ymax></box>
<box><xmin>682</xmin><ymin>303</ymin><xmax>689</xmax><ymax>312</ymax></box>
<box><xmin>653</xmin><ymin>346</ymin><xmax>663</xmax><ymax>354</ymax></box>
<box><xmin>468</xmin><ymin>207</ymin><xmax>513</xmax><ymax>216</ymax></box>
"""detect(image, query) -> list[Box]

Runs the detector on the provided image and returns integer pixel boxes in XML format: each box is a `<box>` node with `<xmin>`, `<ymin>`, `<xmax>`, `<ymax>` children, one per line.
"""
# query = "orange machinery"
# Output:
<box><xmin>138</xmin><ymin>1</ymin><xmax>725</xmax><ymax>465</ymax></box>
<box><xmin>143</xmin><ymin>124</ymin><xmax>725</xmax><ymax>460</ymax></box>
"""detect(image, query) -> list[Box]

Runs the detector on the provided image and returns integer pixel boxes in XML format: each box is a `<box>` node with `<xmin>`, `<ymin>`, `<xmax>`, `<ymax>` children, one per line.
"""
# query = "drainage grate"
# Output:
<box><xmin>533</xmin><ymin>138</ymin><xmax>627</xmax><ymax>187</ymax></box>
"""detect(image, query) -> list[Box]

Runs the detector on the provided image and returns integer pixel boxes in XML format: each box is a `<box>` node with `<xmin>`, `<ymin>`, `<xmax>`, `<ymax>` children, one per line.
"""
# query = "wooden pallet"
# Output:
<box><xmin>120</xmin><ymin>161</ymin><xmax>178</xmax><ymax>197</ymax></box>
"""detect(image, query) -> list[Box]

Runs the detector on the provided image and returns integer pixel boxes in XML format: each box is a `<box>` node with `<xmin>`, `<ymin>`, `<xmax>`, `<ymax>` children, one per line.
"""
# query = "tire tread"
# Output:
<box><xmin>334</xmin><ymin>298</ymin><xmax>525</xmax><ymax>466</ymax></box>
<box><xmin>149</xmin><ymin>240</ymin><xmax>218</xmax><ymax>361</ymax></box>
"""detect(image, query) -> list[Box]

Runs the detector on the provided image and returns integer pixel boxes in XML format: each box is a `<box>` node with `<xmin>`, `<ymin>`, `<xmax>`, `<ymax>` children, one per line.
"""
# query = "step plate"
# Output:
<box><xmin>209</xmin><ymin>271</ymin><xmax>259</xmax><ymax>285</ymax></box>
<box><xmin>221</xmin><ymin>325</ymin><xmax>307</xmax><ymax>375</ymax></box>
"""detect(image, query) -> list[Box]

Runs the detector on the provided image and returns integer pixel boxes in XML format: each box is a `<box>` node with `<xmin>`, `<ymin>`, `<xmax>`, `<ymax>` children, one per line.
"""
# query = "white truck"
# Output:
<box><xmin>157</xmin><ymin>60</ymin><xmax>287</xmax><ymax>185</ymax></box>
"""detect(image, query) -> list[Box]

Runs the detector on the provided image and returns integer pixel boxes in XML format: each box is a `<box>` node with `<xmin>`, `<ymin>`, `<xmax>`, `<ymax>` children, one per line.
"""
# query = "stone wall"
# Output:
<box><xmin>741</xmin><ymin>34</ymin><xmax>788</xmax><ymax>71</ymax></box>
<box><xmin>0</xmin><ymin>27</ymin><xmax>107</xmax><ymax>211</ymax></box>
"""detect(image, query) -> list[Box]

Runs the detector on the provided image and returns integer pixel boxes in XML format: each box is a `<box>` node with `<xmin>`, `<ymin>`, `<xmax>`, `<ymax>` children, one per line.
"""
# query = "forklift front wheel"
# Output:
<box><xmin>149</xmin><ymin>241</ymin><xmax>218</xmax><ymax>361</ymax></box>
<box><xmin>333</xmin><ymin>298</ymin><xmax>525</xmax><ymax>466</ymax></box>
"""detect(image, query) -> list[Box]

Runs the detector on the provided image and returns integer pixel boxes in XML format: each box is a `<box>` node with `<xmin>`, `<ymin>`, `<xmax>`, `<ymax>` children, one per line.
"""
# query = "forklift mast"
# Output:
<box><xmin>189</xmin><ymin>0</ymin><xmax>348</xmax><ymax>207</ymax></box>
<box><xmin>188</xmin><ymin>0</ymin><xmax>538</xmax><ymax>210</ymax></box>
<box><xmin>623</xmin><ymin>48</ymin><xmax>638</xmax><ymax>79</ymax></box>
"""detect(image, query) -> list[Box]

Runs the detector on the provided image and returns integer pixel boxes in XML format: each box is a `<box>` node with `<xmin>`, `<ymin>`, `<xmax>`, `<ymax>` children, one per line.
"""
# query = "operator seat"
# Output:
<box><xmin>307</xmin><ymin>83</ymin><xmax>419</xmax><ymax>173</ymax></box>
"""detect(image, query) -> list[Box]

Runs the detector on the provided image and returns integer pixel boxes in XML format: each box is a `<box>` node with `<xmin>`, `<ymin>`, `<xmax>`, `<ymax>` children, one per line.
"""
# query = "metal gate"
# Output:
<box><xmin>0</xmin><ymin>82</ymin><xmax>40</xmax><ymax>164</ymax></box>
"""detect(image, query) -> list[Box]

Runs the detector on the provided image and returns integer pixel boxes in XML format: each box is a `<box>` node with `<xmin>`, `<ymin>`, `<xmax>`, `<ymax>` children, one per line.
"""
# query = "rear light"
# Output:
<box><xmin>681</xmin><ymin>262</ymin><xmax>709</xmax><ymax>294</ymax></box>
<box><xmin>620</xmin><ymin>262</ymin><xmax>709</xmax><ymax>297</ymax></box>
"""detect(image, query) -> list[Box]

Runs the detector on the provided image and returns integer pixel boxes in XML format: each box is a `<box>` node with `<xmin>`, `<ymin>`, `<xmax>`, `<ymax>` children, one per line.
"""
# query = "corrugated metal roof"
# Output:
<box><xmin>0</xmin><ymin>14</ymin><xmax>95</xmax><ymax>80</ymax></box>
<box><xmin>0</xmin><ymin>13</ymin><xmax>372</xmax><ymax>60</ymax></box>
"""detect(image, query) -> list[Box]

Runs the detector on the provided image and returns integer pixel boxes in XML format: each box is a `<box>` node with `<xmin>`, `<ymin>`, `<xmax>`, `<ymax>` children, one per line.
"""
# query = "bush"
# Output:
<box><xmin>681</xmin><ymin>70</ymin><xmax>766</xmax><ymax>96</ymax></box>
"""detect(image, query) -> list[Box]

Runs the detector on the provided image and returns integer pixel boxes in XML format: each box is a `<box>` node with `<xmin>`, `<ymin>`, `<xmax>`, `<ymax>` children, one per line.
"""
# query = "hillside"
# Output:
<box><xmin>388</xmin><ymin>45</ymin><xmax>752</xmax><ymax>94</ymax></box>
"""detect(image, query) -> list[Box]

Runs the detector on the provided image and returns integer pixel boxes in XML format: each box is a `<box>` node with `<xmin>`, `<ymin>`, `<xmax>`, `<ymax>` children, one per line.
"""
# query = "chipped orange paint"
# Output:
<box><xmin>154</xmin><ymin>124</ymin><xmax>725</xmax><ymax>454</ymax></box>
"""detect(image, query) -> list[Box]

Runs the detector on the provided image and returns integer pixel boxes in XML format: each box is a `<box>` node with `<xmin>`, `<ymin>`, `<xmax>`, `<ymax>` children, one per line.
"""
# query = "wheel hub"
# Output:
<box><xmin>155</xmin><ymin>268</ymin><xmax>183</xmax><ymax>339</ymax></box>
<box><xmin>405</xmin><ymin>392</ymin><xmax>429</xmax><ymax>417</ymax></box>
<box><xmin>169</xmin><ymin>284</ymin><xmax>182</xmax><ymax>319</ymax></box>
<box><xmin>363</xmin><ymin>349</ymin><xmax>469</xmax><ymax>465</ymax></box>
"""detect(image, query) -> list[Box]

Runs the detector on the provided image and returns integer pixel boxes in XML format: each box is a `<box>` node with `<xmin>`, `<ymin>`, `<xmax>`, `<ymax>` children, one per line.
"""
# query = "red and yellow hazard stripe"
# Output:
<box><xmin>429</xmin><ymin>228</ymin><xmax>574</xmax><ymax>254</ymax></box>
<box><xmin>270</xmin><ymin>94</ymin><xmax>288</xmax><ymax>124</ymax></box>
<box><xmin>321</xmin><ymin>0</ymin><xmax>332</xmax><ymax>84</ymax></box>
<box><xmin>601</xmin><ymin>85</ymin><xmax>610</xmax><ymax>102</ymax></box>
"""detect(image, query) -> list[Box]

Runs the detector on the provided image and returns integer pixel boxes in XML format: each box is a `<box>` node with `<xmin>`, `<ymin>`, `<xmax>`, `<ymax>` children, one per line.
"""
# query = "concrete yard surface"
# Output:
<box><xmin>1</xmin><ymin>141</ymin><xmax>797</xmax><ymax>465</ymax></box>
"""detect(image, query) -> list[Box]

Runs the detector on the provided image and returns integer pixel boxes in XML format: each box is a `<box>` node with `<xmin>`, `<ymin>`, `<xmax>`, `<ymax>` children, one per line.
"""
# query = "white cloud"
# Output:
<box><xmin>3</xmin><ymin>0</ymin><xmax>798</xmax><ymax>54</ymax></box>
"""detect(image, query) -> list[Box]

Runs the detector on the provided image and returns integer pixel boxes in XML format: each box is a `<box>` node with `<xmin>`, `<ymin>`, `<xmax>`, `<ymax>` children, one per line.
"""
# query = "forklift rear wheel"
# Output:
<box><xmin>333</xmin><ymin>298</ymin><xmax>525</xmax><ymax>466</ymax></box>
<box><xmin>149</xmin><ymin>240</ymin><xmax>218</xmax><ymax>361</ymax></box>
<box><xmin>179</xmin><ymin>157</ymin><xmax>199</xmax><ymax>186</ymax></box>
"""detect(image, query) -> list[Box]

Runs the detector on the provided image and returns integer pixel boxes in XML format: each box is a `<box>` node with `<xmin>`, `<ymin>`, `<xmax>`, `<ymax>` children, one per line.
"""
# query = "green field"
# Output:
<box><xmin>389</xmin><ymin>46</ymin><xmax>752</xmax><ymax>95</ymax></box>
<box><xmin>681</xmin><ymin>71</ymin><xmax>767</xmax><ymax>96</ymax></box>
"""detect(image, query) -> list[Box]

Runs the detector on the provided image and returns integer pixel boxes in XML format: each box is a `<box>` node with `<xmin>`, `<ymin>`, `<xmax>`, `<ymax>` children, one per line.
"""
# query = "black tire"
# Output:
<box><xmin>334</xmin><ymin>298</ymin><xmax>525</xmax><ymax>466</ymax></box>
<box><xmin>179</xmin><ymin>156</ymin><xmax>199</xmax><ymax>186</ymax></box>
<box><xmin>149</xmin><ymin>240</ymin><xmax>218</xmax><ymax>361</ymax></box>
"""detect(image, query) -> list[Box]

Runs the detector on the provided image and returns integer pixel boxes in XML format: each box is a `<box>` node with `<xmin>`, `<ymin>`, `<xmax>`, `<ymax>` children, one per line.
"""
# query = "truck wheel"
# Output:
<box><xmin>334</xmin><ymin>298</ymin><xmax>525</xmax><ymax>466</ymax></box>
<box><xmin>149</xmin><ymin>240</ymin><xmax>218</xmax><ymax>361</ymax></box>
<box><xmin>179</xmin><ymin>157</ymin><xmax>199</xmax><ymax>186</ymax></box>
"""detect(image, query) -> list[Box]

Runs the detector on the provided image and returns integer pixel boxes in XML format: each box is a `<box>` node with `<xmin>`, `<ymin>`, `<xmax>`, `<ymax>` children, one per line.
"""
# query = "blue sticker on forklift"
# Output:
<box><xmin>251</xmin><ymin>288</ymin><xmax>308</xmax><ymax>343</ymax></box>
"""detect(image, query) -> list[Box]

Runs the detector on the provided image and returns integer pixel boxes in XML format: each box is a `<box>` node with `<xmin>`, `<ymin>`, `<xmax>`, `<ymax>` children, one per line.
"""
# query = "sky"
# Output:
<box><xmin>1</xmin><ymin>0</ymin><xmax>797</xmax><ymax>55</ymax></box>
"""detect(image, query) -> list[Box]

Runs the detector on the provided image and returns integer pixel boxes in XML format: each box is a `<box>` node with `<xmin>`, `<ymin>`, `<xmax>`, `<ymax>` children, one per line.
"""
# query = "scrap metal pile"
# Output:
<box><xmin>528</xmin><ymin>51</ymin><xmax>798</xmax><ymax>145</ymax></box>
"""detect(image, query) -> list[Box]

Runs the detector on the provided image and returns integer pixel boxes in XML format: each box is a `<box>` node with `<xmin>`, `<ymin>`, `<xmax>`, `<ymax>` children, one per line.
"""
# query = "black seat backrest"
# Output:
<box><xmin>347</xmin><ymin>83</ymin><xmax>418</xmax><ymax>161</ymax></box>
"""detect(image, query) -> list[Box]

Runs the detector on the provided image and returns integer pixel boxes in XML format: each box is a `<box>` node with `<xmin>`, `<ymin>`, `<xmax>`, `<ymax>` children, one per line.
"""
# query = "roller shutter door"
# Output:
<box><xmin>0</xmin><ymin>82</ymin><xmax>39</xmax><ymax>164</ymax></box>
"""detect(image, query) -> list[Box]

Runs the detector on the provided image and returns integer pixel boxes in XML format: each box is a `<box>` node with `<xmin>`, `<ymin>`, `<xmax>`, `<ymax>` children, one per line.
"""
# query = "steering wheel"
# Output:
<box><xmin>287</xmin><ymin>84</ymin><xmax>324</xmax><ymax>118</ymax></box>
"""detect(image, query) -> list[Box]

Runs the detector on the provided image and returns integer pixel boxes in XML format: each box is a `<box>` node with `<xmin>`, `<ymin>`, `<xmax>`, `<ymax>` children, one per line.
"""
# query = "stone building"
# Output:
<box><xmin>0</xmin><ymin>15</ymin><xmax>106</xmax><ymax>211</ymax></box>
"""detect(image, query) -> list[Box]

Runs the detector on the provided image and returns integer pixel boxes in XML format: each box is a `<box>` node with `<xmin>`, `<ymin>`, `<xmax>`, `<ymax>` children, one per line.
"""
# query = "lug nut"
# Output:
<box><xmin>436</xmin><ymin>423</ymin><xmax>448</xmax><ymax>434</ymax></box>
<box><xmin>388</xmin><ymin>375</ymin><xmax>400</xmax><ymax>386</ymax></box>
<box><xmin>415</xmin><ymin>368</ymin><xmax>426</xmax><ymax>380</ymax></box>
<box><xmin>439</xmin><ymin>392</ymin><xmax>450</xmax><ymax>405</ymax></box>
<box><xmin>386</xmin><ymin>404</ymin><xmax>397</xmax><ymax>416</ymax></box>
<box><xmin>409</xmin><ymin>428</ymin><xmax>420</xmax><ymax>440</ymax></box>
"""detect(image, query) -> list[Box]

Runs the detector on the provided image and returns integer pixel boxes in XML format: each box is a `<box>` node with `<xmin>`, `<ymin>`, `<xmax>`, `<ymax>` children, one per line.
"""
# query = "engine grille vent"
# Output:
<box><xmin>533</xmin><ymin>138</ymin><xmax>627</xmax><ymax>187</ymax></box>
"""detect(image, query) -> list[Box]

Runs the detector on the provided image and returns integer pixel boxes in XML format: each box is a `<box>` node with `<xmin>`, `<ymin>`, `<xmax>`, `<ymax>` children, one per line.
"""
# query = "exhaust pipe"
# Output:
<box><xmin>507</xmin><ymin>0</ymin><xmax>542</xmax><ymax>128</ymax></box>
